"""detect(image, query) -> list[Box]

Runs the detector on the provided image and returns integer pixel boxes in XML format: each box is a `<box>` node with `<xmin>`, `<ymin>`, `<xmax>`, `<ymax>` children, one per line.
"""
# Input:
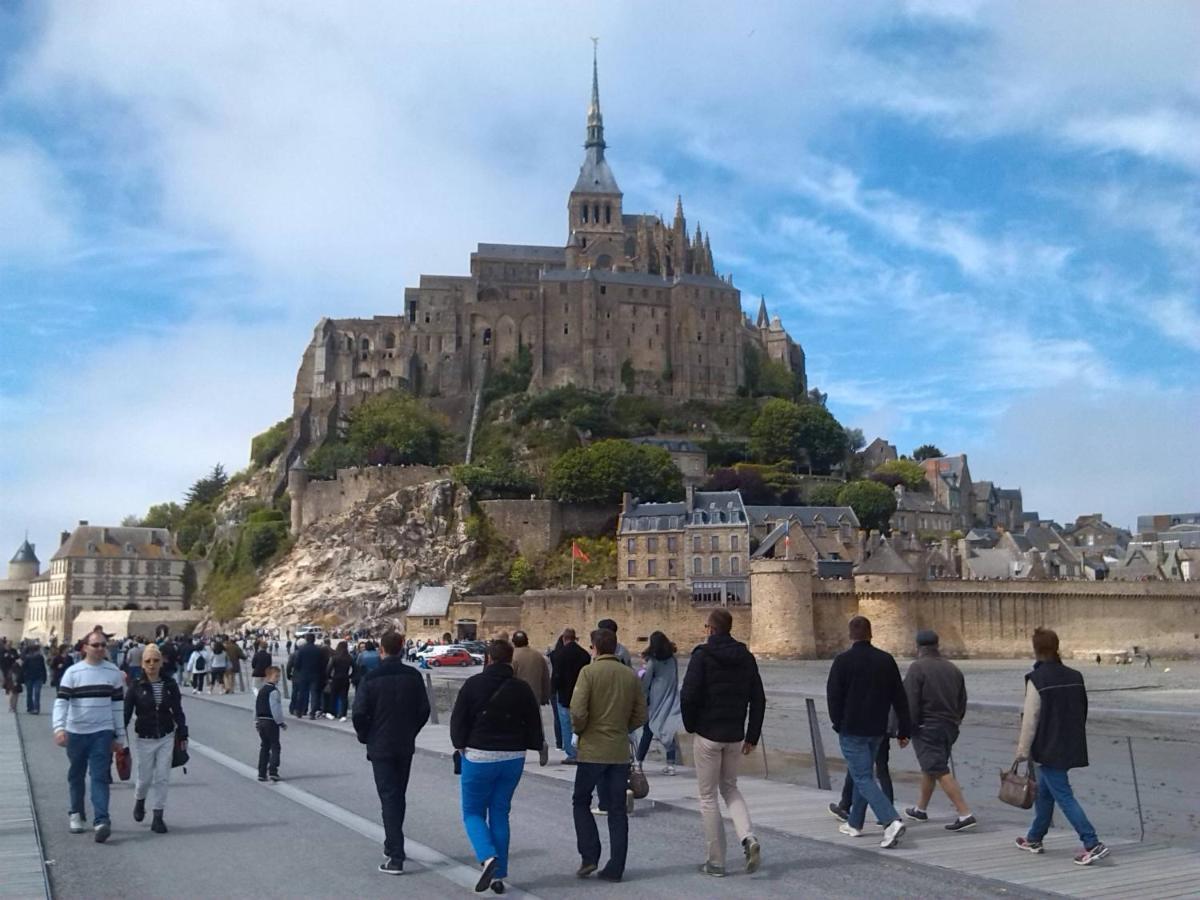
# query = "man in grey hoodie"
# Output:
<box><xmin>902</xmin><ymin>630</ymin><xmax>975</xmax><ymax>830</ymax></box>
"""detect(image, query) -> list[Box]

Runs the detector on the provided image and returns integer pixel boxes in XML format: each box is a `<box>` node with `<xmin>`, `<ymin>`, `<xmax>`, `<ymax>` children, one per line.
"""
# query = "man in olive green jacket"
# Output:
<box><xmin>569</xmin><ymin>628</ymin><xmax>648</xmax><ymax>882</ymax></box>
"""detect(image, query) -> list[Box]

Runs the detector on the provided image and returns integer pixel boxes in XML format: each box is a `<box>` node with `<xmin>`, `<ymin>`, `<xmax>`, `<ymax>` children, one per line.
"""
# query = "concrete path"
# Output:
<box><xmin>0</xmin><ymin>711</ymin><xmax>51</xmax><ymax>899</ymax></box>
<box><xmin>188</xmin><ymin>685</ymin><xmax>1200</xmax><ymax>898</ymax></box>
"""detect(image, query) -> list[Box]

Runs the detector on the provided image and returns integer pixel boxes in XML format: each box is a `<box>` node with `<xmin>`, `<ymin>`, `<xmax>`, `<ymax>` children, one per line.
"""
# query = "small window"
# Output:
<box><xmin>582</xmin><ymin>205</ymin><xmax>589</xmax><ymax>223</ymax></box>
<box><xmin>627</xmin><ymin>559</ymin><xmax>636</xmax><ymax>577</ymax></box>
<box><xmin>731</xmin><ymin>534</ymin><xmax>740</xmax><ymax>551</ymax></box>
<box><xmin>731</xmin><ymin>556</ymin><xmax>740</xmax><ymax>574</ymax></box>
<box><xmin>711</xmin><ymin>535</ymin><xmax>720</xmax><ymax>551</ymax></box>
<box><xmin>559</xmin><ymin>281</ymin><xmax>568</xmax><ymax>295</ymax></box>
<box><xmin>647</xmin><ymin>536</ymin><xmax>658</xmax><ymax>553</ymax></box>
<box><xmin>711</xmin><ymin>557</ymin><xmax>721</xmax><ymax>575</ymax></box>
<box><xmin>564</xmin><ymin>324</ymin><xmax>569</xmax><ymax>335</ymax></box>
<box><xmin>692</xmin><ymin>557</ymin><xmax>701</xmax><ymax>575</ymax></box>
<box><xmin>647</xmin><ymin>559</ymin><xmax>657</xmax><ymax>577</ymax></box>
<box><xmin>668</xmin><ymin>558</ymin><xmax>677</xmax><ymax>576</ymax></box>
<box><xmin>605</xmin><ymin>205</ymin><xmax>611</xmax><ymax>224</ymax></box>
<box><xmin>692</xmin><ymin>535</ymin><xmax>701</xmax><ymax>551</ymax></box>
<box><xmin>667</xmin><ymin>536</ymin><xmax>677</xmax><ymax>552</ymax></box>
<box><xmin>627</xmin><ymin>537</ymin><xmax>636</xmax><ymax>553</ymax></box>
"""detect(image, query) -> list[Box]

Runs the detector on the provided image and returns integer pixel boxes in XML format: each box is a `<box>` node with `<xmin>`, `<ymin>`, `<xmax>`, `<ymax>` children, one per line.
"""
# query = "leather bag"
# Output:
<box><xmin>628</xmin><ymin>760</ymin><xmax>650</xmax><ymax>800</ymax></box>
<box><xmin>999</xmin><ymin>760</ymin><xmax>1037</xmax><ymax>809</ymax></box>
<box><xmin>115</xmin><ymin>746</ymin><xmax>132</xmax><ymax>781</ymax></box>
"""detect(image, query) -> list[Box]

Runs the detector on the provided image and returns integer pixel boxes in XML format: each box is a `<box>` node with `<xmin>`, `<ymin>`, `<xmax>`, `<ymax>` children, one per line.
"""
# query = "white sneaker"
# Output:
<box><xmin>69</xmin><ymin>813</ymin><xmax>85</xmax><ymax>833</ymax></box>
<box><xmin>838</xmin><ymin>823</ymin><xmax>862</xmax><ymax>837</ymax></box>
<box><xmin>325</xmin><ymin>713</ymin><xmax>335</xmax><ymax>720</ymax></box>
<box><xmin>662</xmin><ymin>764</ymin><xmax>676</xmax><ymax>776</ymax></box>
<box><xmin>881</xmin><ymin>819</ymin><xmax>906</xmax><ymax>849</ymax></box>
<box><xmin>339</xmin><ymin>716</ymin><xmax>347</xmax><ymax>722</ymax></box>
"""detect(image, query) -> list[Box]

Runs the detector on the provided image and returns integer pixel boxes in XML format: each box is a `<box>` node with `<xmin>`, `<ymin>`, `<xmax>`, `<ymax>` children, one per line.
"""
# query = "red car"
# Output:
<box><xmin>428</xmin><ymin>648</ymin><xmax>475</xmax><ymax>667</ymax></box>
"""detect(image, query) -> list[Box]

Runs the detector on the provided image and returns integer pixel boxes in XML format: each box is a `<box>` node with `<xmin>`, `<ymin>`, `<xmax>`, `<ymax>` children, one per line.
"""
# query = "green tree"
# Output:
<box><xmin>453</xmin><ymin>459</ymin><xmax>538</xmax><ymax>500</ymax></box>
<box><xmin>345</xmin><ymin>390</ymin><xmax>449</xmax><ymax>466</ymax></box>
<box><xmin>871</xmin><ymin>458</ymin><xmax>927</xmax><ymax>491</ymax></box>
<box><xmin>749</xmin><ymin>399</ymin><xmax>850</xmax><ymax>473</ymax></box>
<box><xmin>185</xmin><ymin>464</ymin><xmax>228</xmax><ymax>508</ymax></box>
<box><xmin>844</xmin><ymin>427</ymin><xmax>866</xmax><ymax>452</ymax></box>
<box><xmin>247</xmin><ymin>522</ymin><xmax>286</xmax><ymax>566</ymax></box>
<box><xmin>305</xmin><ymin>441</ymin><xmax>362</xmax><ymax>480</ymax></box>
<box><xmin>508</xmin><ymin>556</ymin><xmax>537</xmax><ymax>592</ymax></box>
<box><xmin>141</xmin><ymin>502</ymin><xmax>184</xmax><ymax>531</ymax></box>
<box><xmin>837</xmin><ymin>480</ymin><xmax>897</xmax><ymax>534</ymax></box>
<box><xmin>806</xmin><ymin>482</ymin><xmax>845</xmax><ymax>506</ymax></box>
<box><xmin>546</xmin><ymin>439</ymin><xmax>683</xmax><ymax>505</ymax></box>
<box><xmin>250</xmin><ymin>417</ymin><xmax>293</xmax><ymax>468</ymax></box>
<box><xmin>176</xmin><ymin>505</ymin><xmax>215</xmax><ymax>555</ymax></box>
<box><xmin>483</xmin><ymin>344</ymin><xmax>533</xmax><ymax>405</ymax></box>
<box><xmin>913</xmin><ymin>444</ymin><xmax>944</xmax><ymax>461</ymax></box>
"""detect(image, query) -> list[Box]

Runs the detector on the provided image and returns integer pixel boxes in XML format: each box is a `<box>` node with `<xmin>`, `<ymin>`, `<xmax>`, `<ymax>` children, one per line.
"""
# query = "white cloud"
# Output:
<box><xmin>1148</xmin><ymin>294</ymin><xmax>1200</xmax><ymax>352</ymax></box>
<box><xmin>1063</xmin><ymin>109</ymin><xmax>1200</xmax><ymax>173</ymax></box>
<box><xmin>0</xmin><ymin>142</ymin><xmax>75</xmax><ymax>260</ymax></box>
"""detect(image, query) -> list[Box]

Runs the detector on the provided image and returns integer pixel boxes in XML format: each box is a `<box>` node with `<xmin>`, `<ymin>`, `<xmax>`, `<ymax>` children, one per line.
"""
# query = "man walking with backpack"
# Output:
<box><xmin>826</xmin><ymin>615</ymin><xmax>912</xmax><ymax>849</ymax></box>
<box><xmin>352</xmin><ymin>631</ymin><xmax>430</xmax><ymax>875</ymax></box>
<box><xmin>680</xmin><ymin>608</ymin><xmax>765</xmax><ymax>877</ymax></box>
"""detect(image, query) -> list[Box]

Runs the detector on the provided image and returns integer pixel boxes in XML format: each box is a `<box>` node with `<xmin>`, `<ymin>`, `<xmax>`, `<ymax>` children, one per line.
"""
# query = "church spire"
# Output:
<box><xmin>585</xmin><ymin>38</ymin><xmax>605</xmax><ymax>154</ymax></box>
<box><xmin>756</xmin><ymin>295</ymin><xmax>769</xmax><ymax>328</ymax></box>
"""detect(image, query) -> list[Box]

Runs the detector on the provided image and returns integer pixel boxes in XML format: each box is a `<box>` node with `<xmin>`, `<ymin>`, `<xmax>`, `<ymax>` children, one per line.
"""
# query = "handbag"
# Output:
<box><xmin>171</xmin><ymin>731</ymin><xmax>189</xmax><ymax>770</ymax></box>
<box><xmin>999</xmin><ymin>760</ymin><xmax>1037</xmax><ymax>809</ymax></box>
<box><xmin>628</xmin><ymin>759</ymin><xmax>650</xmax><ymax>800</ymax></box>
<box><xmin>115</xmin><ymin>746</ymin><xmax>132</xmax><ymax>781</ymax></box>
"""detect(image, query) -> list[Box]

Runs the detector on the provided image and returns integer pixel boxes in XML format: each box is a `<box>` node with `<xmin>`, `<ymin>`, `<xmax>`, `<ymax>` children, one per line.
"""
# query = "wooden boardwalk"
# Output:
<box><xmin>0</xmin><ymin>712</ymin><xmax>50</xmax><ymax>899</ymax></box>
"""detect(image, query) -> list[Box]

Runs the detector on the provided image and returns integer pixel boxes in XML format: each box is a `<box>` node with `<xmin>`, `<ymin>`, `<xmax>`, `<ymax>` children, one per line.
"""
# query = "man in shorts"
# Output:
<box><xmin>902</xmin><ymin>630</ymin><xmax>976</xmax><ymax>831</ymax></box>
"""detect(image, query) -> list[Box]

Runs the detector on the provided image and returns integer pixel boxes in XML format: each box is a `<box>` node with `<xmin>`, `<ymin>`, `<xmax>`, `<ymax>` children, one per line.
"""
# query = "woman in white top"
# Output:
<box><xmin>185</xmin><ymin>644</ymin><xmax>212</xmax><ymax>694</ymax></box>
<box><xmin>208</xmin><ymin>642</ymin><xmax>228</xmax><ymax>694</ymax></box>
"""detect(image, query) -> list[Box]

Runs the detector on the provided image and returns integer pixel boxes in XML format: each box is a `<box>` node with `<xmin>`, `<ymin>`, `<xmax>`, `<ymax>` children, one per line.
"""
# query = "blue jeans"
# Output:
<box><xmin>293</xmin><ymin>678</ymin><xmax>311</xmax><ymax>716</ymax></box>
<box><xmin>839</xmin><ymin>734</ymin><xmax>899</xmax><ymax>829</ymax></box>
<box><xmin>635</xmin><ymin>724</ymin><xmax>677</xmax><ymax>764</ymax></box>
<box><xmin>25</xmin><ymin>679</ymin><xmax>44</xmax><ymax>713</ymax></box>
<box><xmin>460</xmin><ymin>757</ymin><xmax>525</xmax><ymax>878</ymax></box>
<box><xmin>556</xmin><ymin>703</ymin><xmax>576</xmax><ymax>760</ymax></box>
<box><xmin>573</xmin><ymin>762</ymin><xmax>630</xmax><ymax>875</ymax></box>
<box><xmin>551</xmin><ymin>696</ymin><xmax>563</xmax><ymax>749</ymax></box>
<box><xmin>67</xmin><ymin>729</ymin><xmax>114</xmax><ymax>825</ymax></box>
<box><xmin>1028</xmin><ymin>766</ymin><xmax>1099</xmax><ymax>848</ymax></box>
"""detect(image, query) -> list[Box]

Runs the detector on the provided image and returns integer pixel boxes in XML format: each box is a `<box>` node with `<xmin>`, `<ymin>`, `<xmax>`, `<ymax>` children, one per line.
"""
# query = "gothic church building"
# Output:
<box><xmin>289</xmin><ymin>52</ymin><xmax>805</xmax><ymax>456</ymax></box>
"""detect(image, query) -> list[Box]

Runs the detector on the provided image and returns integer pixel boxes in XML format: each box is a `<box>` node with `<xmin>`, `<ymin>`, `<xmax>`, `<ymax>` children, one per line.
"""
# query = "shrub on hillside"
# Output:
<box><xmin>250</xmin><ymin>417</ymin><xmax>292</xmax><ymax>469</ymax></box>
<box><xmin>546</xmin><ymin>439</ymin><xmax>683</xmax><ymax>505</ymax></box>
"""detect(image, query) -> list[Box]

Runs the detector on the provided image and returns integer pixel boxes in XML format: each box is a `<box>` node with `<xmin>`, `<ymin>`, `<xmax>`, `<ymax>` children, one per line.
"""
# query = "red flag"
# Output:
<box><xmin>572</xmin><ymin>542</ymin><xmax>590</xmax><ymax>563</ymax></box>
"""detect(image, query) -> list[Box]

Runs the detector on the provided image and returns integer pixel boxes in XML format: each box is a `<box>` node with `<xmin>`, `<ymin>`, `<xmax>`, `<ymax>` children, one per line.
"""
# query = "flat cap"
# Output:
<box><xmin>916</xmin><ymin>629</ymin><xmax>939</xmax><ymax>647</ymax></box>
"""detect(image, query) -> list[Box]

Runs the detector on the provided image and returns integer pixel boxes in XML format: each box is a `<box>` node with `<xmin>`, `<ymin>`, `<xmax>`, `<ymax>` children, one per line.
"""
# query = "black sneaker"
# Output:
<box><xmin>378</xmin><ymin>859</ymin><xmax>405</xmax><ymax>875</ymax></box>
<box><xmin>945</xmin><ymin>815</ymin><xmax>977</xmax><ymax>832</ymax></box>
<box><xmin>596</xmin><ymin>868</ymin><xmax>622</xmax><ymax>882</ymax></box>
<box><xmin>827</xmin><ymin>802</ymin><xmax>849</xmax><ymax>822</ymax></box>
<box><xmin>268</xmin><ymin>773</ymin><xmax>282</xmax><ymax>782</ymax></box>
<box><xmin>1014</xmin><ymin>837</ymin><xmax>1044</xmax><ymax>854</ymax></box>
<box><xmin>490</xmin><ymin>881</ymin><xmax>506</xmax><ymax>894</ymax></box>
<box><xmin>256</xmin><ymin>775</ymin><xmax>268</xmax><ymax>782</ymax></box>
<box><xmin>904</xmin><ymin>807</ymin><xmax>929</xmax><ymax>822</ymax></box>
<box><xmin>94</xmin><ymin>821</ymin><xmax>111</xmax><ymax>843</ymax></box>
<box><xmin>476</xmin><ymin>857</ymin><xmax>497</xmax><ymax>892</ymax></box>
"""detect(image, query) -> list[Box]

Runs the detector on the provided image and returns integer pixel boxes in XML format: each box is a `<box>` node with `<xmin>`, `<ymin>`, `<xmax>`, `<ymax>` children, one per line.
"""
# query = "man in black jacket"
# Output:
<box><xmin>352</xmin><ymin>630</ymin><xmax>431</xmax><ymax>875</ymax></box>
<box><xmin>826</xmin><ymin>615</ymin><xmax>911</xmax><ymax>848</ymax></box>
<box><xmin>1014</xmin><ymin>627</ymin><xmax>1109</xmax><ymax>865</ymax></box>
<box><xmin>549</xmin><ymin>628</ymin><xmax>590</xmax><ymax>764</ymax></box>
<box><xmin>293</xmin><ymin>634</ymin><xmax>324</xmax><ymax>719</ymax></box>
<box><xmin>680</xmin><ymin>608</ymin><xmax>765</xmax><ymax>877</ymax></box>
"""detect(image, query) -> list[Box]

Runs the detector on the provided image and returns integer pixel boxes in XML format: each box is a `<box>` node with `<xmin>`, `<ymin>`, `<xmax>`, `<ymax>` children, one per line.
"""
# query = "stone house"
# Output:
<box><xmin>628</xmin><ymin>436</ymin><xmax>707</xmax><ymax>487</ymax></box>
<box><xmin>920</xmin><ymin>454</ymin><xmax>975</xmax><ymax>532</ymax></box>
<box><xmin>23</xmin><ymin>524</ymin><xmax>187</xmax><ymax>644</ymax></box>
<box><xmin>858</xmin><ymin>437</ymin><xmax>898</xmax><ymax>472</ymax></box>
<box><xmin>403</xmin><ymin>585</ymin><xmax>455</xmax><ymax>643</ymax></box>
<box><xmin>890</xmin><ymin>486</ymin><xmax>955</xmax><ymax>538</ymax></box>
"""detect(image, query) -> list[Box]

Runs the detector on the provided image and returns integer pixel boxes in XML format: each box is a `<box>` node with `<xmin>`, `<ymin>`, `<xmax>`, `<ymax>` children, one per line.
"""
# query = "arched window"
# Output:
<box><xmin>346</xmin><ymin>336</ymin><xmax>354</xmax><ymax>350</ymax></box>
<box><xmin>582</xmin><ymin>204</ymin><xmax>589</xmax><ymax>223</ymax></box>
<box><xmin>593</xmin><ymin>204</ymin><xmax>600</xmax><ymax>222</ymax></box>
<box><xmin>482</xmin><ymin>328</ymin><xmax>492</xmax><ymax>346</ymax></box>
<box><xmin>604</xmin><ymin>204</ymin><xmax>611</xmax><ymax>224</ymax></box>
<box><xmin>385</xmin><ymin>333</ymin><xmax>396</xmax><ymax>349</ymax></box>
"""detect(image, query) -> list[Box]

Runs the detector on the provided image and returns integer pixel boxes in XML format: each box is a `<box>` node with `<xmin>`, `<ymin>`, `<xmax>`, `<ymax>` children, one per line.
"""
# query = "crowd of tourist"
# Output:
<box><xmin>6</xmin><ymin>609</ymin><xmax>1113</xmax><ymax>884</ymax></box>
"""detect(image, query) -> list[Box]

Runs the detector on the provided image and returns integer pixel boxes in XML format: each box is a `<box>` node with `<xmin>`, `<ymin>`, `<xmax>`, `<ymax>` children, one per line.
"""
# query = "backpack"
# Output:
<box><xmin>194</xmin><ymin>653</ymin><xmax>206</xmax><ymax>672</ymax></box>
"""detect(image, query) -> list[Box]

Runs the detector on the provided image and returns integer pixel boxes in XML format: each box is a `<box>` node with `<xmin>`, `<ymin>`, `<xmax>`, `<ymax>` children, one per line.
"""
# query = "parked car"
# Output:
<box><xmin>294</xmin><ymin>624</ymin><xmax>326</xmax><ymax>641</ymax></box>
<box><xmin>425</xmin><ymin>647</ymin><xmax>477</xmax><ymax>668</ymax></box>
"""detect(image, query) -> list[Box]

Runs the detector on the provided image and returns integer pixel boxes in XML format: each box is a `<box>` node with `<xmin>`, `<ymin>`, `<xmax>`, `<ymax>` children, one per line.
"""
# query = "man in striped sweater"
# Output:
<box><xmin>53</xmin><ymin>632</ymin><xmax>127</xmax><ymax>842</ymax></box>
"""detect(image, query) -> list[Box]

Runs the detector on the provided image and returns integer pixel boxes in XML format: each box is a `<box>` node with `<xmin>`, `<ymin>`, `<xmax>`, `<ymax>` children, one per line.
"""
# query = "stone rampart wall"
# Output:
<box><xmin>479</xmin><ymin>500</ymin><xmax>614</xmax><ymax>559</ymax></box>
<box><xmin>301</xmin><ymin>465</ymin><xmax>443</xmax><ymax>526</ymax></box>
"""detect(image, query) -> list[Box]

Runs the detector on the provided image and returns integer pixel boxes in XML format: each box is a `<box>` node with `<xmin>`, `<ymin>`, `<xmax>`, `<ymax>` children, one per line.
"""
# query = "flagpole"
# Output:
<box><xmin>571</xmin><ymin>550</ymin><xmax>576</xmax><ymax>589</ymax></box>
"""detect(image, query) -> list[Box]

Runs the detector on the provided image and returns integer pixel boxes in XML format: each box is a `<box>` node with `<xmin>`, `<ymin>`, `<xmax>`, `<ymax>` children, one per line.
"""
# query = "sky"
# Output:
<box><xmin>2</xmin><ymin>1</ymin><xmax>1198</xmax><ymax>563</ymax></box>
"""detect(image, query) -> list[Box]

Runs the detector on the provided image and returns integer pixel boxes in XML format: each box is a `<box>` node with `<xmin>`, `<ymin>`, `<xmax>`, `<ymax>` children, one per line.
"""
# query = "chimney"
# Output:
<box><xmin>685</xmin><ymin>484</ymin><xmax>695</xmax><ymax>510</ymax></box>
<box><xmin>621</xmin><ymin>492</ymin><xmax>633</xmax><ymax>515</ymax></box>
<box><xmin>60</xmin><ymin>531</ymin><xmax>70</xmax><ymax>546</ymax></box>
<box><xmin>79</xmin><ymin>520</ymin><xmax>88</xmax><ymax>526</ymax></box>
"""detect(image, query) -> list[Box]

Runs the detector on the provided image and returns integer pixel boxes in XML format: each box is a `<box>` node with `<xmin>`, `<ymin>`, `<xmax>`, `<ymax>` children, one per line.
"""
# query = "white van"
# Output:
<box><xmin>294</xmin><ymin>624</ymin><xmax>326</xmax><ymax>641</ymax></box>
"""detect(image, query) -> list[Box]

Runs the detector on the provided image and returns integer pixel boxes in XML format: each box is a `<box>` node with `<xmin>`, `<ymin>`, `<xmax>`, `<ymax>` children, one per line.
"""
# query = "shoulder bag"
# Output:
<box><xmin>998</xmin><ymin>760</ymin><xmax>1037</xmax><ymax>809</ymax></box>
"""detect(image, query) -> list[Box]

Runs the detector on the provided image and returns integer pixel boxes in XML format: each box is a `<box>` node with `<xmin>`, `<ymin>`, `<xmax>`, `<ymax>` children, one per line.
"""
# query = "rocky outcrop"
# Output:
<box><xmin>237</xmin><ymin>479</ymin><xmax>476</xmax><ymax>631</ymax></box>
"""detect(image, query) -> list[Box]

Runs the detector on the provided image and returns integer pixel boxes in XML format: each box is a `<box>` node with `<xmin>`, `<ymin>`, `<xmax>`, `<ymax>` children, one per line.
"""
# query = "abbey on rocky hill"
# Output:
<box><xmin>289</xmin><ymin>48</ymin><xmax>805</xmax><ymax>456</ymax></box>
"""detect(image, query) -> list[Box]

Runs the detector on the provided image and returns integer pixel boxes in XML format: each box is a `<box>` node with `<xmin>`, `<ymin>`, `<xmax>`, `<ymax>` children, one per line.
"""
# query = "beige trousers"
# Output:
<box><xmin>693</xmin><ymin>735</ymin><xmax>755</xmax><ymax>867</ymax></box>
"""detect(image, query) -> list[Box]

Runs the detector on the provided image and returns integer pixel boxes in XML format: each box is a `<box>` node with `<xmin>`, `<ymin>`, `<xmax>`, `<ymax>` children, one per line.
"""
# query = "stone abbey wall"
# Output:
<box><xmin>294</xmin><ymin>465</ymin><xmax>444</xmax><ymax>531</ymax></box>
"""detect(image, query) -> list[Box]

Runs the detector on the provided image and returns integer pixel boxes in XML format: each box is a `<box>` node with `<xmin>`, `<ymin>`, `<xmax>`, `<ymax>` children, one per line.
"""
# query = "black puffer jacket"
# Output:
<box><xmin>250</xmin><ymin>649</ymin><xmax>273</xmax><ymax>677</ymax></box>
<box><xmin>351</xmin><ymin>657</ymin><xmax>430</xmax><ymax>760</ymax></box>
<box><xmin>450</xmin><ymin>663</ymin><xmax>543</xmax><ymax>752</ymax></box>
<box><xmin>680</xmin><ymin>634</ymin><xmax>766</xmax><ymax>745</ymax></box>
<box><xmin>124</xmin><ymin>677</ymin><xmax>187</xmax><ymax>740</ymax></box>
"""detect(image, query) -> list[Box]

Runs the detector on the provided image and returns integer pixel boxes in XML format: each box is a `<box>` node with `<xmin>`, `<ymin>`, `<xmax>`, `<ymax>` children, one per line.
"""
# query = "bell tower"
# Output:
<box><xmin>567</xmin><ymin>40</ymin><xmax>623</xmax><ymax>269</ymax></box>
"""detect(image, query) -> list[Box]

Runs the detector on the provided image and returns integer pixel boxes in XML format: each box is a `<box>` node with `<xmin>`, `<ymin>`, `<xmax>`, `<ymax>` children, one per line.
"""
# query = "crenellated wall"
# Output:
<box><xmin>296</xmin><ymin>465</ymin><xmax>445</xmax><ymax>531</ymax></box>
<box><xmin>479</xmin><ymin>500</ymin><xmax>615</xmax><ymax>559</ymax></box>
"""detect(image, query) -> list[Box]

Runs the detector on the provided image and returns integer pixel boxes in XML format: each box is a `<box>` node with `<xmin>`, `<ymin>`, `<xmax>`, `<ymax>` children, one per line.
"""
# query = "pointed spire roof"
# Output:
<box><xmin>10</xmin><ymin>538</ymin><xmax>38</xmax><ymax>565</ymax></box>
<box><xmin>856</xmin><ymin>538</ymin><xmax>914</xmax><ymax>576</ymax></box>
<box><xmin>674</xmin><ymin>195</ymin><xmax>684</xmax><ymax>222</ymax></box>
<box><xmin>756</xmin><ymin>296</ymin><xmax>769</xmax><ymax>328</ymax></box>
<box><xmin>573</xmin><ymin>40</ymin><xmax>620</xmax><ymax>196</ymax></box>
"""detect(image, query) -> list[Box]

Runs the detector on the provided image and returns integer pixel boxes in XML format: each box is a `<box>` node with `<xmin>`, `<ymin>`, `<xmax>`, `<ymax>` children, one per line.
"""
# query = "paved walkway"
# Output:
<box><xmin>0</xmin><ymin>711</ymin><xmax>51</xmax><ymax>899</ymax></box>
<box><xmin>188</xmin><ymin>686</ymin><xmax>1200</xmax><ymax>899</ymax></box>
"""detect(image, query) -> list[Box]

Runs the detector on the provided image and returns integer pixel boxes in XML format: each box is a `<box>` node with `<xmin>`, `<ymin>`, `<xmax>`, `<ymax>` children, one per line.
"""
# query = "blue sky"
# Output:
<box><xmin>2</xmin><ymin>1</ymin><xmax>1198</xmax><ymax>561</ymax></box>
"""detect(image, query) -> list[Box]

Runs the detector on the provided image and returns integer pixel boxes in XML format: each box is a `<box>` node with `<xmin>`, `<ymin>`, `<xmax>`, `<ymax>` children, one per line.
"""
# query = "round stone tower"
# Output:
<box><xmin>748</xmin><ymin>558</ymin><xmax>817</xmax><ymax>658</ymax></box>
<box><xmin>853</xmin><ymin>537</ymin><xmax>919</xmax><ymax>657</ymax></box>
<box><xmin>8</xmin><ymin>538</ymin><xmax>39</xmax><ymax>582</ymax></box>
<box><xmin>287</xmin><ymin>460</ymin><xmax>309</xmax><ymax>537</ymax></box>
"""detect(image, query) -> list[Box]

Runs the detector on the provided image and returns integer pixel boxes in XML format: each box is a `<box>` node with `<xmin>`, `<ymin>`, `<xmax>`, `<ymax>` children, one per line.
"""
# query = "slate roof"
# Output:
<box><xmin>473</xmin><ymin>243</ymin><xmax>567</xmax><ymax>263</ymax></box>
<box><xmin>408</xmin><ymin>586</ymin><xmax>453</xmax><ymax>617</ymax></box>
<box><xmin>745</xmin><ymin>505</ymin><xmax>859</xmax><ymax>528</ymax></box>
<box><xmin>573</xmin><ymin>146</ymin><xmax>621</xmax><ymax>194</ymax></box>
<box><xmin>855</xmin><ymin>539</ymin><xmax>914</xmax><ymax>575</ymax></box>
<box><xmin>10</xmin><ymin>539</ymin><xmax>38</xmax><ymax>565</ymax></box>
<box><xmin>629</xmin><ymin>437</ymin><xmax>704</xmax><ymax>454</ymax></box>
<box><xmin>894</xmin><ymin>493</ymin><xmax>951</xmax><ymax>514</ymax></box>
<box><xmin>965</xmin><ymin>548</ymin><xmax>1027</xmax><ymax>579</ymax></box>
<box><xmin>996</xmin><ymin>488</ymin><xmax>1023</xmax><ymax>501</ymax></box>
<box><xmin>51</xmin><ymin>526</ymin><xmax>178</xmax><ymax>562</ymax></box>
